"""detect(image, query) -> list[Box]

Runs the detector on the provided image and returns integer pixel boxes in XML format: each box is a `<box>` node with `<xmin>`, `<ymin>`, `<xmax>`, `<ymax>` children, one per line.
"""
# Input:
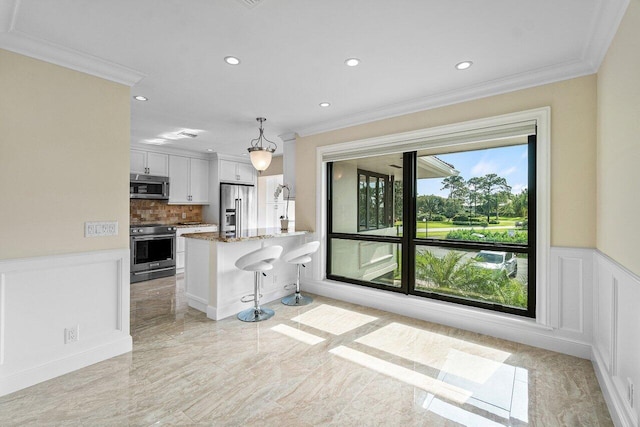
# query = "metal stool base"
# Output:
<box><xmin>237</xmin><ymin>307</ymin><xmax>275</xmax><ymax>322</ymax></box>
<box><xmin>281</xmin><ymin>293</ymin><xmax>313</xmax><ymax>306</ymax></box>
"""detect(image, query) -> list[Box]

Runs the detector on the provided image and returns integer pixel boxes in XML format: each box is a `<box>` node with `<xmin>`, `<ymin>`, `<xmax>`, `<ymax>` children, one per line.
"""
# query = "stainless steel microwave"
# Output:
<box><xmin>130</xmin><ymin>173</ymin><xmax>170</xmax><ymax>200</ymax></box>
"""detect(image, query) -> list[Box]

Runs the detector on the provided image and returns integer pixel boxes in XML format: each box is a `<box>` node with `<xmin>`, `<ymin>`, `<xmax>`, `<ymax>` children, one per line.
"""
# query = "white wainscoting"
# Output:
<box><xmin>0</xmin><ymin>249</ymin><xmax>132</xmax><ymax>397</ymax></box>
<box><xmin>547</xmin><ymin>247</ymin><xmax>594</xmax><ymax>343</ymax></box>
<box><xmin>592</xmin><ymin>251</ymin><xmax>640</xmax><ymax>427</ymax></box>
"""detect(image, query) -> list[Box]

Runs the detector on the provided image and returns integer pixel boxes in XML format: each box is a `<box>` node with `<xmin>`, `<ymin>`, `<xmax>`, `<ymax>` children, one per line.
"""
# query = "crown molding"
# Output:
<box><xmin>296</xmin><ymin>58</ymin><xmax>593</xmax><ymax>137</ymax></box>
<box><xmin>277</xmin><ymin>132</ymin><xmax>298</xmax><ymax>143</ymax></box>
<box><xmin>0</xmin><ymin>0</ymin><xmax>144</xmax><ymax>87</ymax></box>
<box><xmin>297</xmin><ymin>0</ymin><xmax>629</xmax><ymax>138</ymax></box>
<box><xmin>0</xmin><ymin>30</ymin><xmax>145</xmax><ymax>86</ymax></box>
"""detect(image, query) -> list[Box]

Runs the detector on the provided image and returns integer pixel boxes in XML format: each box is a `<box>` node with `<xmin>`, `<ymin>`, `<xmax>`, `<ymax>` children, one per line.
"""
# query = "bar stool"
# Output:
<box><xmin>281</xmin><ymin>241</ymin><xmax>320</xmax><ymax>306</ymax></box>
<box><xmin>235</xmin><ymin>245</ymin><xmax>284</xmax><ymax>322</ymax></box>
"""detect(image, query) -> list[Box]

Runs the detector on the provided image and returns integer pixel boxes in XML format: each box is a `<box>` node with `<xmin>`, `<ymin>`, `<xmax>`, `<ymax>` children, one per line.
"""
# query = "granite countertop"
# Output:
<box><xmin>173</xmin><ymin>223</ymin><xmax>217</xmax><ymax>228</ymax></box>
<box><xmin>130</xmin><ymin>222</ymin><xmax>217</xmax><ymax>228</ymax></box>
<box><xmin>183</xmin><ymin>228</ymin><xmax>309</xmax><ymax>243</ymax></box>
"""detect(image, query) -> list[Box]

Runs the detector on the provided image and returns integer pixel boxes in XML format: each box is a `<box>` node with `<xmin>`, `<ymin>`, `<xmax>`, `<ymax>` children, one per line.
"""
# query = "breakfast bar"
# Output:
<box><xmin>183</xmin><ymin>228</ymin><xmax>310</xmax><ymax>320</ymax></box>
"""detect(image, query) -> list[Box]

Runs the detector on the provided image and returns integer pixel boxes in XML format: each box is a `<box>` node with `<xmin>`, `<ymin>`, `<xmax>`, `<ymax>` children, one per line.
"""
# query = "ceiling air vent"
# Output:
<box><xmin>178</xmin><ymin>131</ymin><xmax>198</xmax><ymax>138</ymax></box>
<box><xmin>236</xmin><ymin>0</ymin><xmax>265</xmax><ymax>9</ymax></box>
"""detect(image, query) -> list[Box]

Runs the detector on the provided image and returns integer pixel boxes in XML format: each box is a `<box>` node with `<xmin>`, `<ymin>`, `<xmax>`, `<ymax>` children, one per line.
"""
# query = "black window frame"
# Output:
<box><xmin>326</xmin><ymin>134</ymin><xmax>537</xmax><ymax>318</ymax></box>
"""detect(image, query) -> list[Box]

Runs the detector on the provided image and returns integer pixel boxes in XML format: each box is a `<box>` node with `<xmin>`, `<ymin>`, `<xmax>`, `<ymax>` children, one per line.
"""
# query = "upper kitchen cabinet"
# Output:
<box><xmin>130</xmin><ymin>149</ymin><xmax>169</xmax><ymax>176</ymax></box>
<box><xmin>189</xmin><ymin>158</ymin><xmax>209</xmax><ymax>202</ymax></box>
<box><xmin>219</xmin><ymin>159</ymin><xmax>255</xmax><ymax>185</ymax></box>
<box><xmin>169</xmin><ymin>155</ymin><xmax>209</xmax><ymax>204</ymax></box>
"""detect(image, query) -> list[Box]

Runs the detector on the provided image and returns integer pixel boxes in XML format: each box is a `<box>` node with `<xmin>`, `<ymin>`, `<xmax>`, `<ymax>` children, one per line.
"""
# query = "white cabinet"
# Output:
<box><xmin>130</xmin><ymin>150</ymin><xmax>146</xmax><ymax>174</ymax></box>
<box><xmin>130</xmin><ymin>149</ymin><xmax>169</xmax><ymax>176</ymax></box>
<box><xmin>169</xmin><ymin>155</ymin><xmax>209</xmax><ymax>204</ymax></box>
<box><xmin>189</xmin><ymin>158</ymin><xmax>209</xmax><ymax>203</ymax></box>
<box><xmin>176</xmin><ymin>225</ymin><xmax>217</xmax><ymax>272</ymax></box>
<box><xmin>169</xmin><ymin>155</ymin><xmax>189</xmax><ymax>203</ymax></box>
<box><xmin>219</xmin><ymin>159</ymin><xmax>255</xmax><ymax>184</ymax></box>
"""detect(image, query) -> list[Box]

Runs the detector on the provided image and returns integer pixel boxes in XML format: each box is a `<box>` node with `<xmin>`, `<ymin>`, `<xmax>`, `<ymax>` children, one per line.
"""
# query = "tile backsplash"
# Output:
<box><xmin>130</xmin><ymin>200</ymin><xmax>203</xmax><ymax>225</ymax></box>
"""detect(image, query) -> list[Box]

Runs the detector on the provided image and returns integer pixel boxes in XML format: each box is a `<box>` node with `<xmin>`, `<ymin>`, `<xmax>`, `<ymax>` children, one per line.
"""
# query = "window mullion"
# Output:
<box><xmin>402</xmin><ymin>152</ymin><xmax>416</xmax><ymax>294</ymax></box>
<box><xmin>527</xmin><ymin>134</ymin><xmax>537</xmax><ymax>317</ymax></box>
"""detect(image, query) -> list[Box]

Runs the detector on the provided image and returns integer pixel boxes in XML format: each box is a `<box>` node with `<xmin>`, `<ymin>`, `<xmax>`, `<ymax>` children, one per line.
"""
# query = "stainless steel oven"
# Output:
<box><xmin>130</xmin><ymin>224</ymin><xmax>176</xmax><ymax>283</ymax></box>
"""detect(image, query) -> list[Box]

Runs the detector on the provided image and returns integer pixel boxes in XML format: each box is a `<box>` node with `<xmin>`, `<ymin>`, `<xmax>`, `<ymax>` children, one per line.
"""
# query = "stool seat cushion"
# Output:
<box><xmin>235</xmin><ymin>245</ymin><xmax>283</xmax><ymax>271</ymax></box>
<box><xmin>241</xmin><ymin>261</ymin><xmax>275</xmax><ymax>272</ymax></box>
<box><xmin>283</xmin><ymin>241</ymin><xmax>320</xmax><ymax>265</ymax></box>
<box><xmin>286</xmin><ymin>255</ymin><xmax>313</xmax><ymax>265</ymax></box>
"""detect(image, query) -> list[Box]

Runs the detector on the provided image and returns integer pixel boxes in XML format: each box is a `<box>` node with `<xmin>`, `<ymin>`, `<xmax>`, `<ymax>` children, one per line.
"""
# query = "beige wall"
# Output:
<box><xmin>597</xmin><ymin>0</ymin><xmax>640</xmax><ymax>276</ymax></box>
<box><xmin>261</xmin><ymin>154</ymin><xmax>283</xmax><ymax>177</ymax></box>
<box><xmin>0</xmin><ymin>49</ymin><xmax>130</xmax><ymax>259</ymax></box>
<box><xmin>296</xmin><ymin>76</ymin><xmax>598</xmax><ymax>249</ymax></box>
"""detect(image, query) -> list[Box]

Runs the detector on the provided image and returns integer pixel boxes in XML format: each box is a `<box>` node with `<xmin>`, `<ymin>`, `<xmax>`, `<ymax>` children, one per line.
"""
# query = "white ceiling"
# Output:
<box><xmin>0</xmin><ymin>0</ymin><xmax>629</xmax><ymax>156</ymax></box>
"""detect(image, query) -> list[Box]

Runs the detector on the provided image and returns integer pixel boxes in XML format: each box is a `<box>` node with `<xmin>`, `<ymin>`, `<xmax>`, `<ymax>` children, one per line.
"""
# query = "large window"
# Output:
<box><xmin>327</xmin><ymin>134</ymin><xmax>536</xmax><ymax>317</ymax></box>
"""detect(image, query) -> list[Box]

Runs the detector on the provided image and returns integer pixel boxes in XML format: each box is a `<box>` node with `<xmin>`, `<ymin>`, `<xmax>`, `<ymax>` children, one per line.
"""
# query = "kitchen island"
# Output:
<box><xmin>183</xmin><ymin>228</ymin><xmax>311</xmax><ymax>320</ymax></box>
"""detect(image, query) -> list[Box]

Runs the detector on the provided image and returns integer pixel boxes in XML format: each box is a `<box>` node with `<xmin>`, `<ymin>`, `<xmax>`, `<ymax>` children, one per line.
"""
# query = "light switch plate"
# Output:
<box><xmin>85</xmin><ymin>221</ymin><xmax>118</xmax><ymax>237</ymax></box>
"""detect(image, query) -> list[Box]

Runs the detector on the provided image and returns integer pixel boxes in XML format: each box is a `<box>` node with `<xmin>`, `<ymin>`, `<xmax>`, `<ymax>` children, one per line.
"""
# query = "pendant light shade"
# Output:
<box><xmin>248</xmin><ymin>148</ymin><xmax>273</xmax><ymax>171</ymax></box>
<box><xmin>247</xmin><ymin>117</ymin><xmax>277</xmax><ymax>172</ymax></box>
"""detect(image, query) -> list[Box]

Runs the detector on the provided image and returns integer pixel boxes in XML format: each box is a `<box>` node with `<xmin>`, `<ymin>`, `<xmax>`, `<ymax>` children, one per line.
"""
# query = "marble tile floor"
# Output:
<box><xmin>0</xmin><ymin>274</ymin><xmax>612</xmax><ymax>426</ymax></box>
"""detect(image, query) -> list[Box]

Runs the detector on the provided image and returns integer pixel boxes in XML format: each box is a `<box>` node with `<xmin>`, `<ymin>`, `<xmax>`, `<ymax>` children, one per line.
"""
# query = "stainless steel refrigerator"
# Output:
<box><xmin>220</xmin><ymin>183</ymin><xmax>257</xmax><ymax>234</ymax></box>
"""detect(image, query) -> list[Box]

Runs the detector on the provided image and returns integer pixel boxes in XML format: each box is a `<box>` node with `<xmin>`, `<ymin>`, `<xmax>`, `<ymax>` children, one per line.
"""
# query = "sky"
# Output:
<box><xmin>417</xmin><ymin>144</ymin><xmax>528</xmax><ymax>198</ymax></box>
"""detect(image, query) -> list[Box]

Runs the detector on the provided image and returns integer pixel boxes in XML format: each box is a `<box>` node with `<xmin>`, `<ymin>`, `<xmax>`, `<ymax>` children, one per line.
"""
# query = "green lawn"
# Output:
<box><xmin>411</xmin><ymin>216</ymin><xmax>528</xmax><ymax>239</ymax></box>
<box><xmin>416</xmin><ymin>217</ymin><xmax>527</xmax><ymax>230</ymax></box>
<box><xmin>416</xmin><ymin>230</ymin><xmax>449</xmax><ymax>238</ymax></box>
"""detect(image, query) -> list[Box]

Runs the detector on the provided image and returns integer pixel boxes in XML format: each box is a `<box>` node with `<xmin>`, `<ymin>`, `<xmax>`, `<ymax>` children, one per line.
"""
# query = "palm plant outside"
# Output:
<box><xmin>416</xmin><ymin>250</ymin><xmax>527</xmax><ymax>308</ymax></box>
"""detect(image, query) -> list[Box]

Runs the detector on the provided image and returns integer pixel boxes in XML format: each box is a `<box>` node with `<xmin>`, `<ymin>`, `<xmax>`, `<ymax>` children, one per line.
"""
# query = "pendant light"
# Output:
<box><xmin>247</xmin><ymin>117</ymin><xmax>277</xmax><ymax>172</ymax></box>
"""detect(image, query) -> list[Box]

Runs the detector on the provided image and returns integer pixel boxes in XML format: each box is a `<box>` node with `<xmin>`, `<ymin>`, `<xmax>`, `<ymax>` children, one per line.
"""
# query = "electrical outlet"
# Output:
<box><xmin>65</xmin><ymin>325</ymin><xmax>79</xmax><ymax>344</ymax></box>
<box><xmin>628</xmin><ymin>378</ymin><xmax>634</xmax><ymax>408</ymax></box>
<box><xmin>182</xmin><ymin>212</ymin><xmax>187</xmax><ymax>219</ymax></box>
<box><xmin>85</xmin><ymin>221</ymin><xmax>118</xmax><ymax>237</ymax></box>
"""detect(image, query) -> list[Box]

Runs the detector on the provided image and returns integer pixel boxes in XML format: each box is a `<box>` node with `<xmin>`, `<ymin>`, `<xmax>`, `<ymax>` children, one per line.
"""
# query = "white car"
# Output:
<box><xmin>474</xmin><ymin>251</ymin><xmax>518</xmax><ymax>277</ymax></box>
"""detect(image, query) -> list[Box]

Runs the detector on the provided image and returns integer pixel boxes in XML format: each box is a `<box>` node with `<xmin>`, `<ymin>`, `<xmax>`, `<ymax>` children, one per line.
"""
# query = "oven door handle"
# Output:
<box><xmin>133</xmin><ymin>267</ymin><xmax>175</xmax><ymax>275</ymax></box>
<box><xmin>132</xmin><ymin>234</ymin><xmax>176</xmax><ymax>240</ymax></box>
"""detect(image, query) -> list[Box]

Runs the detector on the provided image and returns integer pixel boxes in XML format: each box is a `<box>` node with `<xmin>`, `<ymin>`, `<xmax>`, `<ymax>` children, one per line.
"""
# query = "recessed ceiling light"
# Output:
<box><xmin>224</xmin><ymin>56</ymin><xmax>240</xmax><ymax>65</ymax></box>
<box><xmin>455</xmin><ymin>61</ymin><xmax>473</xmax><ymax>70</ymax></box>
<box><xmin>319</xmin><ymin>102</ymin><xmax>331</xmax><ymax>107</ymax></box>
<box><xmin>344</xmin><ymin>58</ymin><xmax>360</xmax><ymax>67</ymax></box>
<box><xmin>207</xmin><ymin>149</ymin><xmax>214</xmax><ymax>152</ymax></box>
<box><xmin>133</xmin><ymin>95</ymin><xmax>148</xmax><ymax>101</ymax></box>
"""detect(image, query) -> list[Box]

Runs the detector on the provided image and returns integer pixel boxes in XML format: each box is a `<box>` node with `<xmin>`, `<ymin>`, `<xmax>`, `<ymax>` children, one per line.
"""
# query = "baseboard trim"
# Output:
<box><xmin>206</xmin><ymin>305</ymin><xmax>218</xmax><ymax>321</ymax></box>
<box><xmin>592</xmin><ymin>346</ymin><xmax>636</xmax><ymax>427</ymax></box>
<box><xmin>0</xmin><ymin>335</ymin><xmax>131</xmax><ymax>397</ymax></box>
<box><xmin>186</xmin><ymin>293</ymin><xmax>208</xmax><ymax>312</ymax></box>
